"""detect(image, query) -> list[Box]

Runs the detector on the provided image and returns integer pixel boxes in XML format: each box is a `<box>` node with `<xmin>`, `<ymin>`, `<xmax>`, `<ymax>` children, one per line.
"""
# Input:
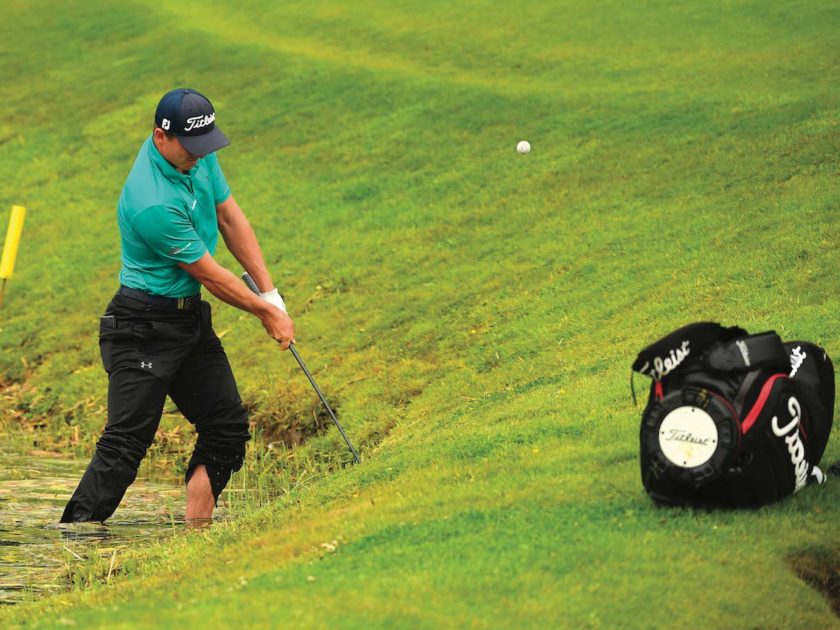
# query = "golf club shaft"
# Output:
<box><xmin>288</xmin><ymin>345</ymin><xmax>361</xmax><ymax>463</ymax></box>
<box><xmin>241</xmin><ymin>272</ymin><xmax>361</xmax><ymax>463</ymax></box>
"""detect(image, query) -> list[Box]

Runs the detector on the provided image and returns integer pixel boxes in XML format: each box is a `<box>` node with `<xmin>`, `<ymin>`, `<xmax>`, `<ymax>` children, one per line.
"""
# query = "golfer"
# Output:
<box><xmin>61</xmin><ymin>88</ymin><xmax>294</xmax><ymax>524</ymax></box>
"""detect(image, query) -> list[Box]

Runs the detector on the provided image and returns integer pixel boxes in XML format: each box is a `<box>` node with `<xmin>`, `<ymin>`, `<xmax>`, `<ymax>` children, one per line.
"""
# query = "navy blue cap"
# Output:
<box><xmin>154</xmin><ymin>88</ymin><xmax>230</xmax><ymax>157</ymax></box>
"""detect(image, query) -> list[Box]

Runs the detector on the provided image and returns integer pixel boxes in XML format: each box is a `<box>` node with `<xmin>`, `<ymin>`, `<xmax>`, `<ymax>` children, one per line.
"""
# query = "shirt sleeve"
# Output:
<box><xmin>131</xmin><ymin>204</ymin><xmax>208</xmax><ymax>264</ymax></box>
<box><xmin>205</xmin><ymin>153</ymin><xmax>231</xmax><ymax>205</ymax></box>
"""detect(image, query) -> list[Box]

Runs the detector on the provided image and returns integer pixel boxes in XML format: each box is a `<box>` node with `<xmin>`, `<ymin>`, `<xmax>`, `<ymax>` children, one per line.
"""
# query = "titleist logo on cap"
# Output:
<box><xmin>155</xmin><ymin>88</ymin><xmax>230</xmax><ymax>156</ymax></box>
<box><xmin>184</xmin><ymin>113</ymin><xmax>215</xmax><ymax>132</ymax></box>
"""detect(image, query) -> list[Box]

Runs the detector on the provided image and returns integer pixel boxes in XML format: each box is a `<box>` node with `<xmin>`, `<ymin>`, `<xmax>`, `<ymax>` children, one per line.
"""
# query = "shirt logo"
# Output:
<box><xmin>169</xmin><ymin>244</ymin><xmax>189</xmax><ymax>256</ymax></box>
<box><xmin>184</xmin><ymin>113</ymin><xmax>215</xmax><ymax>132</ymax></box>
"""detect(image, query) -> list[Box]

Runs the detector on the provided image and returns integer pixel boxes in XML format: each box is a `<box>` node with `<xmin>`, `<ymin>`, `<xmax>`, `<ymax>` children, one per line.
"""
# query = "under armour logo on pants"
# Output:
<box><xmin>141</xmin><ymin>361</ymin><xmax>153</xmax><ymax>369</ymax></box>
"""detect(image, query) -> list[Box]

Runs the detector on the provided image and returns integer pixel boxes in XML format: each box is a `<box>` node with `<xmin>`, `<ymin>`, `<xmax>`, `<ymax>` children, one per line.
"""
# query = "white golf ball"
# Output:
<box><xmin>517</xmin><ymin>140</ymin><xmax>531</xmax><ymax>154</ymax></box>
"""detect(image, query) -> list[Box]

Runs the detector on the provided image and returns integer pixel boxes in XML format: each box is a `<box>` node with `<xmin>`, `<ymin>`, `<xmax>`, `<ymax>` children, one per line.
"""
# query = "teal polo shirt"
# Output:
<box><xmin>117</xmin><ymin>135</ymin><xmax>231</xmax><ymax>297</ymax></box>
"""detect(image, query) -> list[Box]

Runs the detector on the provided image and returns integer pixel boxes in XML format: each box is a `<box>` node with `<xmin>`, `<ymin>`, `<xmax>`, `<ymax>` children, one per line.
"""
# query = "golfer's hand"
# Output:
<box><xmin>259</xmin><ymin>288</ymin><xmax>287</xmax><ymax>314</ymax></box>
<box><xmin>261</xmin><ymin>307</ymin><xmax>295</xmax><ymax>350</ymax></box>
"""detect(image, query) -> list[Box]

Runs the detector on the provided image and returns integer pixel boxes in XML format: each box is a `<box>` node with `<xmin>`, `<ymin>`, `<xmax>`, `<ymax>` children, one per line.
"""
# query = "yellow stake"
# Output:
<box><xmin>0</xmin><ymin>205</ymin><xmax>26</xmax><ymax>307</ymax></box>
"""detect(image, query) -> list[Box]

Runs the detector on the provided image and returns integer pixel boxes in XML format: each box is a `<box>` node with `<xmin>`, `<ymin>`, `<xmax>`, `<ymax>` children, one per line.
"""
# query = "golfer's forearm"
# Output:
<box><xmin>180</xmin><ymin>254</ymin><xmax>271</xmax><ymax>318</ymax></box>
<box><xmin>217</xmin><ymin>197</ymin><xmax>274</xmax><ymax>292</ymax></box>
<box><xmin>222</xmin><ymin>225</ymin><xmax>273</xmax><ymax>292</ymax></box>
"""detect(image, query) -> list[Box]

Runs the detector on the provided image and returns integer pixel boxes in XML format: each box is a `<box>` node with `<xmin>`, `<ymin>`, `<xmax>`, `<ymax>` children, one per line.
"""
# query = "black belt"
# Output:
<box><xmin>118</xmin><ymin>286</ymin><xmax>201</xmax><ymax>310</ymax></box>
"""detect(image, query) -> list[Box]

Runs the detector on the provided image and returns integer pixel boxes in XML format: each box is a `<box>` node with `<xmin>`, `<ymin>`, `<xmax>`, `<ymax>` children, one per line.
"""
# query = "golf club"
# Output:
<box><xmin>242</xmin><ymin>272</ymin><xmax>361</xmax><ymax>464</ymax></box>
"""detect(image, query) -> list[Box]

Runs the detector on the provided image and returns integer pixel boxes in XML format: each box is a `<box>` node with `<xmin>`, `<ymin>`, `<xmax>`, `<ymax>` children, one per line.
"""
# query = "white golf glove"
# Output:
<box><xmin>260</xmin><ymin>288</ymin><xmax>287</xmax><ymax>314</ymax></box>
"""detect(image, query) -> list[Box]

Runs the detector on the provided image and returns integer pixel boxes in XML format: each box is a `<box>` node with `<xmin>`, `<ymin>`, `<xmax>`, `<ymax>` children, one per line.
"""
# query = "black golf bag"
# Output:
<box><xmin>632</xmin><ymin>322</ymin><xmax>834</xmax><ymax>507</ymax></box>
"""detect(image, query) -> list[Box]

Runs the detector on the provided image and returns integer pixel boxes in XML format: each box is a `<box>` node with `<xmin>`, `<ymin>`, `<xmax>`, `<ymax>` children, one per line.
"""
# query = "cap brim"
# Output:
<box><xmin>178</xmin><ymin>126</ymin><xmax>230</xmax><ymax>157</ymax></box>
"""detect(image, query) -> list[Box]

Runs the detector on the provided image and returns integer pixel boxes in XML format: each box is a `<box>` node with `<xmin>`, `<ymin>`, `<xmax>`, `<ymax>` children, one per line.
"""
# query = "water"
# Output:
<box><xmin>0</xmin><ymin>451</ymin><xmax>213</xmax><ymax>605</ymax></box>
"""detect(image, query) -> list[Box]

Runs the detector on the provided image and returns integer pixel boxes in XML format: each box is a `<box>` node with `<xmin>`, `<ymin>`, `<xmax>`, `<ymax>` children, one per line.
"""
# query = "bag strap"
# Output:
<box><xmin>706</xmin><ymin>331</ymin><xmax>789</xmax><ymax>372</ymax></box>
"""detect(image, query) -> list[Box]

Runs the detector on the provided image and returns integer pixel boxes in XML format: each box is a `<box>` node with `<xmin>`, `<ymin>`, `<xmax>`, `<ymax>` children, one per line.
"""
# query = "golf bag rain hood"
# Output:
<box><xmin>632</xmin><ymin>322</ymin><xmax>834</xmax><ymax>507</ymax></box>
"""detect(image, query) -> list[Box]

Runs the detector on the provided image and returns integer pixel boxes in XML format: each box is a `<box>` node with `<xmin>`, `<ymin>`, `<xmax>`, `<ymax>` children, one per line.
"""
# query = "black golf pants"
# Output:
<box><xmin>60</xmin><ymin>292</ymin><xmax>250</xmax><ymax>523</ymax></box>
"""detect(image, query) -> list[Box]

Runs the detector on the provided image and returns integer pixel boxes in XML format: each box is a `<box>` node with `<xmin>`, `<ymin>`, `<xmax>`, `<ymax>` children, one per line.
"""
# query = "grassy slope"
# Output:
<box><xmin>1</xmin><ymin>0</ymin><xmax>840</xmax><ymax>627</ymax></box>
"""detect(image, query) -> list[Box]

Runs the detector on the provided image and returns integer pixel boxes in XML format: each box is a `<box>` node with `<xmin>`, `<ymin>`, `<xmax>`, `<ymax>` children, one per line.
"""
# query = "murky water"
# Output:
<box><xmin>0</xmin><ymin>451</ymin><xmax>216</xmax><ymax>605</ymax></box>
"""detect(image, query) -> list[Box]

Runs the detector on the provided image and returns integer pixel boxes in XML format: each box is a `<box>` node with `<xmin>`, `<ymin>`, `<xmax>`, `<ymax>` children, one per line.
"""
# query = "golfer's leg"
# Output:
<box><xmin>61</xmin><ymin>366</ymin><xmax>167</xmax><ymax>523</ymax></box>
<box><xmin>169</xmin><ymin>318</ymin><xmax>250</xmax><ymax>510</ymax></box>
<box><xmin>185</xmin><ymin>464</ymin><xmax>214</xmax><ymax>519</ymax></box>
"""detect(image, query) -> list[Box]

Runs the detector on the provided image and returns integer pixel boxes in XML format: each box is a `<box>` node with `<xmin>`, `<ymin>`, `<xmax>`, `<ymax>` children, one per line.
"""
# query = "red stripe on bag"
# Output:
<box><xmin>741</xmin><ymin>373</ymin><xmax>788</xmax><ymax>434</ymax></box>
<box><xmin>654</xmin><ymin>381</ymin><xmax>664</xmax><ymax>400</ymax></box>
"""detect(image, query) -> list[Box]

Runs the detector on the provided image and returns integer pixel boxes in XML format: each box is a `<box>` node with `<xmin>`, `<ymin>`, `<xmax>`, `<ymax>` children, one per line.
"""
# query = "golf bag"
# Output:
<box><xmin>632</xmin><ymin>322</ymin><xmax>834</xmax><ymax>507</ymax></box>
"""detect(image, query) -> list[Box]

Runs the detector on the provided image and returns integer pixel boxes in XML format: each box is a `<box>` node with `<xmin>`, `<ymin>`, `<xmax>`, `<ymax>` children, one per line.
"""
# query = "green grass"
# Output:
<box><xmin>1</xmin><ymin>0</ymin><xmax>840</xmax><ymax>627</ymax></box>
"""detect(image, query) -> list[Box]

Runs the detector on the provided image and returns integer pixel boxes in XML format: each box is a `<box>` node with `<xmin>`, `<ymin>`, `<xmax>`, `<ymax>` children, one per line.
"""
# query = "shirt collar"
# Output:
<box><xmin>146</xmin><ymin>135</ymin><xmax>192</xmax><ymax>183</ymax></box>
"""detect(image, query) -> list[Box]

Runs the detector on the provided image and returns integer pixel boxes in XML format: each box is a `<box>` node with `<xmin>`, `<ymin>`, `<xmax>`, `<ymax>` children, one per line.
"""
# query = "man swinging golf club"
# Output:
<box><xmin>61</xmin><ymin>88</ymin><xmax>294</xmax><ymax>524</ymax></box>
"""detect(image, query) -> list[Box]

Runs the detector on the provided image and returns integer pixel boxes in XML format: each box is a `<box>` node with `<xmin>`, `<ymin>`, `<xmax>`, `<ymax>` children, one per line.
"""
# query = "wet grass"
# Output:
<box><xmin>0</xmin><ymin>453</ymin><xmax>184</xmax><ymax>606</ymax></box>
<box><xmin>789</xmin><ymin>548</ymin><xmax>840</xmax><ymax>618</ymax></box>
<box><xmin>1</xmin><ymin>0</ymin><xmax>840</xmax><ymax>627</ymax></box>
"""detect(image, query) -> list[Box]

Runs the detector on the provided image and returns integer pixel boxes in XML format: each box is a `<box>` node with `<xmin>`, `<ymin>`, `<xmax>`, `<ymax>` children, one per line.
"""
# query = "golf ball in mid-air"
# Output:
<box><xmin>517</xmin><ymin>140</ymin><xmax>531</xmax><ymax>154</ymax></box>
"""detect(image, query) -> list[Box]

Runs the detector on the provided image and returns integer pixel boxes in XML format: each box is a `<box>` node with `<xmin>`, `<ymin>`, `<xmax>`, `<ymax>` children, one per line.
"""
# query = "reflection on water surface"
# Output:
<box><xmin>0</xmin><ymin>452</ymin><xmax>218</xmax><ymax>605</ymax></box>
